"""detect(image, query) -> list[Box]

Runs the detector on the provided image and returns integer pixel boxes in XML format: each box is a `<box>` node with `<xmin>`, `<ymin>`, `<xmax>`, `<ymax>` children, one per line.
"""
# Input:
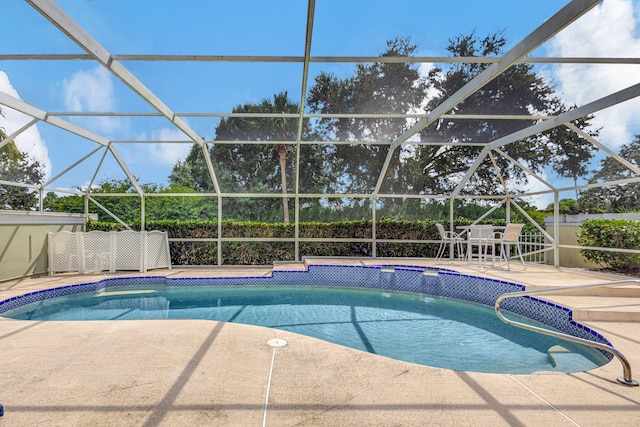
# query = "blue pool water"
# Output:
<box><xmin>2</xmin><ymin>284</ymin><xmax>609</xmax><ymax>374</ymax></box>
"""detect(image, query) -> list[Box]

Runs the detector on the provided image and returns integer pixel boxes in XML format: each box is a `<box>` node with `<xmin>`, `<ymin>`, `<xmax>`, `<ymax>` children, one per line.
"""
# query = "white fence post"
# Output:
<box><xmin>109</xmin><ymin>231</ymin><xmax>116</xmax><ymax>273</ymax></box>
<box><xmin>76</xmin><ymin>232</ymin><xmax>85</xmax><ymax>274</ymax></box>
<box><xmin>141</xmin><ymin>231</ymin><xmax>147</xmax><ymax>273</ymax></box>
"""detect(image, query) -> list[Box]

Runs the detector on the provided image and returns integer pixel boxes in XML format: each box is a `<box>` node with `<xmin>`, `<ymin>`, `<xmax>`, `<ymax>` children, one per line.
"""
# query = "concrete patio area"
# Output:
<box><xmin>1</xmin><ymin>260</ymin><xmax>639</xmax><ymax>426</ymax></box>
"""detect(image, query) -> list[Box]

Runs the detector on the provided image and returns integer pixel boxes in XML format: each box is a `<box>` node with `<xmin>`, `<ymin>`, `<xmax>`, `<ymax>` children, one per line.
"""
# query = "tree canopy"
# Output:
<box><xmin>413</xmin><ymin>32</ymin><xmax>597</xmax><ymax>195</ymax></box>
<box><xmin>0</xmin><ymin>149</ymin><xmax>44</xmax><ymax>210</ymax></box>
<box><xmin>45</xmin><ymin>179</ymin><xmax>218</xmax><ymax>222</ymax></box>
<box><xmin>307</xmin><ymin>37</ymin><xmax>428</xmax><ymax>195</ymax></box>
<box><xmin>579</xmin><ymin>135</ymin><xmax>640</xmax><ymax>213</ymax></box>
<box><xmin>43</xmin><ymin>32</ymin><xmax>611</xmax><ymax>222</ymax></box>
<box><xmin>163</xmin><ymin>32</ymin><xmax>603</xmax><ymax>221</ymax></box>
<box><xmin>1</xmin><ymin>111</ymin><xmax>45</xmax><ymax>210</ymax></box>
<box><xmin>170</xmin><ymin>91</ymin><xmax>326</xmax><ymax>222</ymax></box>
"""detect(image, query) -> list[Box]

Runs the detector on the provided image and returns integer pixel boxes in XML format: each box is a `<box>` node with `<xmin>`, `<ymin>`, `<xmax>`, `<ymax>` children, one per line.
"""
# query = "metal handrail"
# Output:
<box><xmin>495</xmin><ymin>279</ymin><xmax>640</xmax><ymax>386</ymax></box>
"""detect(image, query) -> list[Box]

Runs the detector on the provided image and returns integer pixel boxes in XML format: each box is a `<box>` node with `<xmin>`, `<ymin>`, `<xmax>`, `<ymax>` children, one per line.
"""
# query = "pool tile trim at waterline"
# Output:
<box><xmin>0</xmin><ymin>264</ymin><xmax>613</xmax><ymax>360</ymax></box>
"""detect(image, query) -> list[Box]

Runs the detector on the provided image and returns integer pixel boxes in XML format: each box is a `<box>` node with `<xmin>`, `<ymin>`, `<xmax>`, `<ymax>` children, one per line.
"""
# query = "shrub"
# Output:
<box><xmin>578</xmin><ymin>219</ymin><xmax>640</xmax><ymax>273</ymax></box>
<box><xmin>86</xmin><ymin>218</ymin><xmax>521</xmax><ymax>265</ymax></box>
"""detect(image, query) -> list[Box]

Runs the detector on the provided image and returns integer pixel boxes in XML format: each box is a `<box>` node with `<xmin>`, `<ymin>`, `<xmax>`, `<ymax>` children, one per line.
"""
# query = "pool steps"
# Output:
<box><xmin>281</xmin><ymin>259</ymin><xmax>640</xmax><ymax>322</ymax></box>
<box><xmin>548</xmin><ymin>296</ymin><xmax>640</xmax><ymax>322</ymax></box>
<box><xmin>547</xmin><ymin>345</ymin><xmax>593</xmax><ymax>371</ymax></box>
<box><xmin>524</xmin><ymin>283</ymin><xmax>640</xmax><ymax>322</ymax></box>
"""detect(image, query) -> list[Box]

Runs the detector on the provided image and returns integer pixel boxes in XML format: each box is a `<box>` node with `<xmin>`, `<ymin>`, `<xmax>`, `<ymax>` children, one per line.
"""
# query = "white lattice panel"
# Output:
<box><xmin>146</xmin><ymin>231</ymin><xmax>171</xmax><ymax>270</ymax></box>
<box><xmin>115</xmin><ymin>230</ymin><xmax>142</xmax><ymax>271</ymax></box>
<box><xmin>84</xmin><ymin>231</ymin><xmax>111</xmax><ymax>272</ymax></box>
<box><xmin>48</xmin><ymin>231</ymin><xmax>81</xmax><ymax>274</ymax></box>
<box><xmin>48</xmin><ymin>230</ymin><xmax>171</xmax><ymax>275</ymax></box>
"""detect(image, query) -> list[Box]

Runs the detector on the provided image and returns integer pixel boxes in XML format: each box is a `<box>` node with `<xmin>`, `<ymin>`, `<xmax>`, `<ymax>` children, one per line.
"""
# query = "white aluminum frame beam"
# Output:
<box><xmin>396</xmin><ymin>0</ymin><xmax>602</xmax><ymax>150</ymax></box>
<box><xmin>0</xmin><ymin>118</ymin><xmax>39</xmax><ymax>151</ymax></box>
<box><xmin>487</xmin><ymin>83</ymin><xmax>640</xmax><ymax>151</ymax></box>
<box><xmin>26</xmin><ymin>0</ymin><xmax>221</xmax><ymax>195</ymax></box>
<box><xmin>493</xmin><ymin>147</ymin><xmax>556</xmax><ymax>191</ymax></box>
<box><xmin>565</xmin><ymin>122</ymin><xmax>640</xmax><ymax>175</ymax></box>
<box><xmin>452</xmin><ymin>80</ymin><xmax>640</xmax><ymax>197</ymax></box>
<box><xmin>42</xmin><ymin>112</ymin><xmax>554</xmax><ymax>121</ymax></box>
<box><xmin>25</xmin><ymin>0</ymin><xmax>196</xmax><ymax>141</ymax></box>
<box><xmin>6</xmin><ymin>54</ymin><xmax>640</xmax><ymax>65</ymax></box>
<box><xmin>293</xmin><ymin>0</ymin><xmax>317</xmax><ymax>259</ymax></box>
<box><xmin>0</xmin><ymin>91</ymin><xmax>111</xmax><ymax>146</ymax></box>
<box><xmin>43</xmin><ymin>145</ymin><xmax>104</xmax><ymax>188</ymax></box>
<box><xmin>0</xmin><ymin>91</ymin><xmax>146</xmax><ymax>195</ymax></box>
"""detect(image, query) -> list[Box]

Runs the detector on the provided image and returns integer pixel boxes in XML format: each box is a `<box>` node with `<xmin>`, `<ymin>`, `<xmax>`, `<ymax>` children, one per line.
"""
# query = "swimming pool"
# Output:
<box><xmin>0</xmin><ymin>264</ymin><xmax>613</xmax><ymax>374</ymax></box>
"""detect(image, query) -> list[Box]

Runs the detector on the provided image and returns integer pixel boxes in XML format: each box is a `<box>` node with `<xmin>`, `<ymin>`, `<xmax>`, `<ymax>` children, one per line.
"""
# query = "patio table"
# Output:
<box><xmin>456</xmin><ymin>225</ymin><xmax>505</xmax><ymax>265</ymax></box>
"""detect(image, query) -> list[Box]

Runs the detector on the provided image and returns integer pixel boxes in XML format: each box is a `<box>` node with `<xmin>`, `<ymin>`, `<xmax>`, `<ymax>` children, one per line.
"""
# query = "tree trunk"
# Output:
<box><xmin>277</xmin><ymin>145</ymin><xmax>289</xmax><ymax>223</ymax></box>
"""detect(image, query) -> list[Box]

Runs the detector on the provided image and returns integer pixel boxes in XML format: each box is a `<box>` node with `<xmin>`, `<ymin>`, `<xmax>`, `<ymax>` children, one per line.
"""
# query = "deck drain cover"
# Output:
<box><xmin>267</xmin><ymin>338</ymin><xmax>287</xmax><ymax>347</ymax></box>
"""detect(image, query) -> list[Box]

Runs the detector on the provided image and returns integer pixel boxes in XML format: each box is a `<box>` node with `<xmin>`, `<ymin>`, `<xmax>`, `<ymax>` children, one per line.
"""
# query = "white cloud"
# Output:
<box><xmin>64</xmin><ymin>66</ymin><xmax>114</xmax><ymax>111</ymax></box>
<box><xmin>62</xmin><ymin>66</ymin><xmax>125</xmax><ymax>136</ymax></box>
<box><xmin>147</xmin><ymin>128</ymin><xmax>194</xmax><ymax>166</ymax></box>
<box><xmin>547</xmin><ymin>0</ymin><xmax>640</xmax><ymax>147</ymax></box>
<box><xmin>0</xmin><ymin>71</ymin><xmax>52</xmax><ymax>180</ymax></box>
<box><xmin>125</xmin><ymin>127</ymin><xmax>193</xmax><ymax>168</ymax></box>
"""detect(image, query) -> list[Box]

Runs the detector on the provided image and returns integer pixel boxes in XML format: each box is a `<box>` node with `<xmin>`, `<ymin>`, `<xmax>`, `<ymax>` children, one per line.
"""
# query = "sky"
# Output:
<box><xmin>1</xmin><ymin>0</ymin><xmax>640</xmax><ymax>208</ymax></box>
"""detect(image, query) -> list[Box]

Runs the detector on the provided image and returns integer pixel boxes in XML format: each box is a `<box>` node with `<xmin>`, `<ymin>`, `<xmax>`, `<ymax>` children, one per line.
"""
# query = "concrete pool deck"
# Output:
<box><xmin>1</xmin><ymin>260</ymin><xmax>639</xmax><ymax>426</ymax></box>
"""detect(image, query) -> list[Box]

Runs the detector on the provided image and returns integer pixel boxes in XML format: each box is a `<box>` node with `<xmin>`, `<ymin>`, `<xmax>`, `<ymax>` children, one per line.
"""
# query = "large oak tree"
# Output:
<box><xmin>414</xmin><ymin>31</ymin><xmax>597</xmax><ymax>195</ymax></box>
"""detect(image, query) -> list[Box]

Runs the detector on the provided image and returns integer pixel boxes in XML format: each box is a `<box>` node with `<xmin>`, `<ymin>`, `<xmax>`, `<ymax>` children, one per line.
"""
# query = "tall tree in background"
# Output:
<box><xmin>1</xmin><ymin>109</ymin><xmax>45</xmax><ymax>210</ymax></box>
<box><xmin>548</xmin><ymin>107</ymin><xmax>599</xmax><ymax>199</ymax></box>
<box><xmin>169</xmin><ymin>34</ymin><xmax>601</xmax><ymax>219</ymax></box>
<box><xmin>258</xmin><ymin>92</ymin><xmax>296</xmax><ymax>222</ymax></box>
<box><xmin>169</xmin><ymin>146</ymin><xmax>211</xmax><ymax>192</ymax></box>
<box><xmin>579</xmin><ymin>136</ymin><xmax>640</xmax><ymax>212</ymax></box>
<box><xmin>171</xmin><ymin>92</ymin><xmax>315</xmax><ymax>222</ymax></box>
<box><xmin>414</xmin><ymin>31</ymin><xmax>596</xmax><ymax>195</ymax></box>
<box><xmin>307</xmin><ymin>37</ymin><xmax>428</xmax><ymax>196</ymax></box>
<box><xmin>0</xmin><ymin>147</ymin><xmax>45</xmax><ymax>210</ymax></box>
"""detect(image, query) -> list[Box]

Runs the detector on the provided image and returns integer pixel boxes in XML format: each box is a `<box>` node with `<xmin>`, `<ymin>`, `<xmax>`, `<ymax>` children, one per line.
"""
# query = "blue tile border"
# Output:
<box><xmin>0</xmin><ymin>263</ymin><xmax>613</xmax><ymax>360</ymax></box>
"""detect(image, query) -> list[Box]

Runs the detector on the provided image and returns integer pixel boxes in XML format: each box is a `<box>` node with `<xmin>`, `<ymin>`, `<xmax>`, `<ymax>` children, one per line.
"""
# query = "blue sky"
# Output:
<box><xmin>1</xmin><ymin>0</ymin><xmax>640</xmax><ymax>207</ymax></box>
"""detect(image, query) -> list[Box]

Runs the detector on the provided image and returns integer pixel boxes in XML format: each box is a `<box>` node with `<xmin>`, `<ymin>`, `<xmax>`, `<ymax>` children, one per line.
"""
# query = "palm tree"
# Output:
<box><xmin>172</xmin><ymin>93</ymin><xmax>301</xmax><ymax>222</ymax></box>
<box><xmin>263</xmin><ymin>92</ymin><xmax>299</xmax><ymax>223</ymax></box>
<box><xmin>258</xmin><ymin>91</ymin><xmax>299</xmax><ymax>223</ymax></box>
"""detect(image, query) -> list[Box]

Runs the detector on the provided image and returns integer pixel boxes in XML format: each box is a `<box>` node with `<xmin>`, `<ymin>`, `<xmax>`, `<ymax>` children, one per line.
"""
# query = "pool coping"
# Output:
<box><xmin>0</xmin><ymin>261</ymin><xmax>615</xmax><ymax>365</ymax></box>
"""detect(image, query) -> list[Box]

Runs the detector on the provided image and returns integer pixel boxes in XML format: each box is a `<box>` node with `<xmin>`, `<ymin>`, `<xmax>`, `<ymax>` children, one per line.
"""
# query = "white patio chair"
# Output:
<box><xmin>483</xmin><ymin>223</ymin><xmax>526</xmax><ymax>270</ymax></box>
<box><xmin>435</xmin><ymin>223</ymin><xmax>465</xmax><ymax>262</ymax></box>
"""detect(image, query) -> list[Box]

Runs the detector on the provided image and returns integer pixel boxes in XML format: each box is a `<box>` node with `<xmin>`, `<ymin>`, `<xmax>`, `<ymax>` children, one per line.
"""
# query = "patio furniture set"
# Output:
<box><xmin>435</xmin><ymin>223</ymin><xmax>526</xmax><ymax>270</ymax></box>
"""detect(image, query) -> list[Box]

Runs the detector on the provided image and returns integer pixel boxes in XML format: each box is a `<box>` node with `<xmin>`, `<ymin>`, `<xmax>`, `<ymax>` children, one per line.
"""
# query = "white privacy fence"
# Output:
<box><xmin>48</xmin><ymin>230</ymin><xmax>171</xmax><ymax>275</ymax></box>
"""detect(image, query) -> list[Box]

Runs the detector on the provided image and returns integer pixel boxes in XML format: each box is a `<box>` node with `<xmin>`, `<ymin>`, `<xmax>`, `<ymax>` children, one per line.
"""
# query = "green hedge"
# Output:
<box><xmin>87</xmin><ymin>218</ymin><xmax>505</xmax><ymax>265</ymax></box>
<box><xmin>578</xmin><ymin>219</ymin><xmax>640</xmax><ymax>273</ymax></box>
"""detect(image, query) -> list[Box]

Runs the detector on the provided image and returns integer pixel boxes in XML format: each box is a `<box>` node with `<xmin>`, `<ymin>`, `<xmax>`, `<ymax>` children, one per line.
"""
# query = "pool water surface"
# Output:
<box><xmin>2</xmin><ymin>284</ymin><xmax>609</xmax><ymax>374</ymax></box>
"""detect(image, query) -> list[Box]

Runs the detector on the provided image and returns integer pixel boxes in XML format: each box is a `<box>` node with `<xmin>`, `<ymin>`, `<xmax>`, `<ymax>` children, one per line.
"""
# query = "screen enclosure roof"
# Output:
<box><xmin>1</xmin><ymin>0</ymin><xmax>640</xmax><ymax>215</ymax></box>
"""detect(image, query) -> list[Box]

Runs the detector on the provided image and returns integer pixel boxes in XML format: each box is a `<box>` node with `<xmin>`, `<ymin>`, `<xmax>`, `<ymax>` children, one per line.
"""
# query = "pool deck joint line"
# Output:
<box><xmin>263</xmin><ymin>339</ymin><xmax>286</xmax><ymax>426</ymax></box>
